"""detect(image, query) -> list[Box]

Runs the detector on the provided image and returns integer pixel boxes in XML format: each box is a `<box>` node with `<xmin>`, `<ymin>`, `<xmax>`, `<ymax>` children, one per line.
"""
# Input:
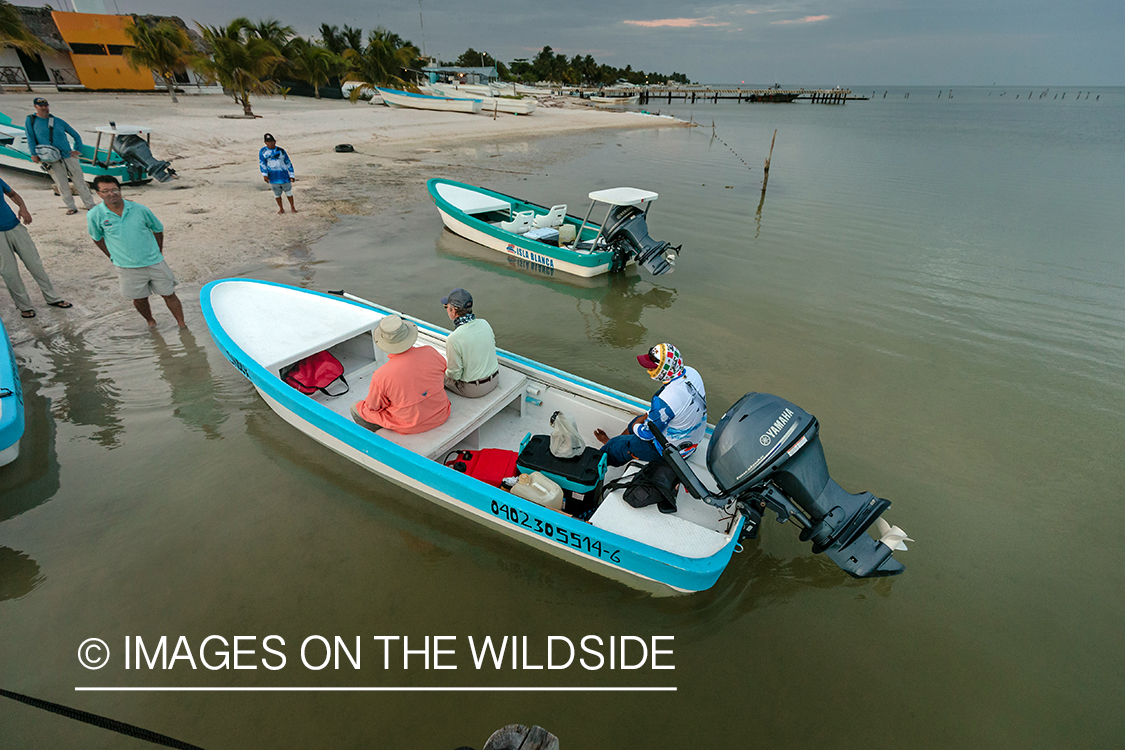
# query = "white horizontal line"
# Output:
<box><xmin>75</xmin><ymin>686</ymin><xmax>676</xmax><ymax>692</ymax></box>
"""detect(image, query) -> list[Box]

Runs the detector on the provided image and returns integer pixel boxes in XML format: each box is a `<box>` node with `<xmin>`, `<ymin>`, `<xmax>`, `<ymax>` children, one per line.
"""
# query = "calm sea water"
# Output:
<box><xmin>2</xmin><ymin>86</ymin><xmax>1124</xmax><ymax>748</ymax></box>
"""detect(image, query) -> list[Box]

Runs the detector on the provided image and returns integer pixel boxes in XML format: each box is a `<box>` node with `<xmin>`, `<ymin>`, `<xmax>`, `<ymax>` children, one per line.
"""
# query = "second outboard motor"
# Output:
<box><xmin>601</xmin><ymin>205</ymin><xmax>680</xmax><ymax>276</ymax></box>
<box><xmin>112</xmin><ymin>134</ymin><xmax>176</xmax><ymax>183</ymax></box>
<box><xmin>655</xmin><ymin>392</ymin><xmax>909</xmax><ymax>578</ymax></box>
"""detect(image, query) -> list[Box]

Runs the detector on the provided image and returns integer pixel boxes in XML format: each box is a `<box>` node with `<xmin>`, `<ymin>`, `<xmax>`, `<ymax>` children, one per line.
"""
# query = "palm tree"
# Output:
<box><xmin>195</xmin><ymin>18</ymin><xmax>285</xmax><ymax>116</ymax></box>
<box><xmin>123</xmin><ymin>20</ymin><xmax>196</xmax><ymax>104</ymax></box>
<box><xmin>286</xmin><ymin>38</ymin><xmax>341</xmax><ymax>99</ymax></box>
<box><xmin>342</xmin><ymin>27</ymin><xmax>417</xmax><ymax>100</ymax></box>
<box><xmin>0</xmin><ymin>2</ymin><xmax>46</xmax><ymax>53</ymax></box>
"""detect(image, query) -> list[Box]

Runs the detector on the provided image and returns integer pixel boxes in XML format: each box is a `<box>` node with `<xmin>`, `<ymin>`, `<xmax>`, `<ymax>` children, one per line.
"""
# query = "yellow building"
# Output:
<box><xmin>50</xmin><ymin>11</ymin><xmax>156</xmax><ymax>91</ymax></box>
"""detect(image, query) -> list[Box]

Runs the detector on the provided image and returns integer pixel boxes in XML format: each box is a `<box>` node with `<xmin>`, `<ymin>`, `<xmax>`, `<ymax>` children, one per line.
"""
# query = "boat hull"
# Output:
<box><xmin>0</xmin><ymin>317</ymin><xmax>23</xmax><ymax>467</ymax></box>
<box><xmin>0</xmin><ymin>113</ymin><xmax>146</xmax><ymax>184</ymax></box>
<box><xmin>428</xmin><ymin>178</ymin><xmax>620</xmax><ymax>278</ymax></box>
<box><xmin>201</xmin><ymin>280</ymin><xmax>741</xmax><ymax>595</ymax></box>
<box><xmin>376</xmin><ymin>87</ymin><xmax>483</xmax><ymax>114</ymax></box>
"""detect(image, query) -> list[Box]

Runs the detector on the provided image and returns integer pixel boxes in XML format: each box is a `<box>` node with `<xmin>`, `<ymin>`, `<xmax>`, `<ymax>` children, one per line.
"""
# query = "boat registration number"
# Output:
<box><xmin>490</xmin><ymin>500</ymin><xmax>621</xmax><ymax>563</ymax></box>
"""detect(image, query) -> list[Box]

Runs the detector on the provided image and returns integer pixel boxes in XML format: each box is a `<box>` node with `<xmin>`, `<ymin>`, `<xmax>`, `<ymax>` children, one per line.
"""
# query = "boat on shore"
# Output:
<box><xmin>1</xmin><ymin>316</ymin><xmax>23</xmax><ymax>467</ymax></box>
<box><xmin>427</xmin><ymin>178</ymin><xmax>679</xmax><ymax>277</ymax></box>
<box><xmin>424</xmin><ymin>83</ymin><xmax>537</xmax><ymax>115</ymax></box>
<box><xmin>588</xmin><ymin>94</ymin><xmax>640</xmax><ymax>105</ymax></box>
<box><xmin>375</xmin><ymin>87</ymin><xmax>482</xmax><ymax>114</ymax></box>
<box><xmin>0</xmin><ymin>113</ymin><xmax>170</xmax><ymax>185</ymax></box>
<box><xmin>201</xmin><ymin>279</ymin><xmax>910</xmax><ymax>594</ymax></box>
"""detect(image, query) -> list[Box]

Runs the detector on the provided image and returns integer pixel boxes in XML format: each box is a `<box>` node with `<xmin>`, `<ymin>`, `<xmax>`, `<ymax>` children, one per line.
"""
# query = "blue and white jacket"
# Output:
<box><xmin>259</xmin><ymin>146</ymin><xmax>295</xmax><ymax>184</ymax></box>
<box><xmin>634</xmin><ymin>366</ymin><xmax>707</xmax><ymax>458</ymax></box>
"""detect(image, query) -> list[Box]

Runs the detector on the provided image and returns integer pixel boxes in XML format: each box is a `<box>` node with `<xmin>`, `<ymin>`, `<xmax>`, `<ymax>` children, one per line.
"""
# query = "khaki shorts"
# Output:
<box><xmin>117</xmin><ymin>259</ymin><xmax>177</xmax><ymax>299</ymax></box>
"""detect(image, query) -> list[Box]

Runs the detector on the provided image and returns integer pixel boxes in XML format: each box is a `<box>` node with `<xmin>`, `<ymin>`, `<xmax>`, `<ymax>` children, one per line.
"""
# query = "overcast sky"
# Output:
<box><xmin>85</xmin><ymin>1</ymin><xmax>1122</xmax><ymax>86</ymax></box>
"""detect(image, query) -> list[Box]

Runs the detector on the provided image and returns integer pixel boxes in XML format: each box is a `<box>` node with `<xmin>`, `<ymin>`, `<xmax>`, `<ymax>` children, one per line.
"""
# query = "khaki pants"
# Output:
<box><xmin>46</xmin><ymin>155</ymin><xmax>95</xmax><ymax>210</ymax></box>
<box><xmin>0</xmin><ymin>224</ymin><xmax>63</xmax><ymax>311</ymax></box>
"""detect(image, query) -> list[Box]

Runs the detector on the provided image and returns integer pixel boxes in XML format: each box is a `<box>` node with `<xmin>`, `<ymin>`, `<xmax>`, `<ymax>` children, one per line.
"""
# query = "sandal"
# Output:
<box><xmin>65</xmin><ymin>209</ymin><xmax>78</xmax><ymax>215</ymax></box>
<box><xmin>20</xmin><ymin>309</ymin><xmax>35</xmax><ymax>318</ymax></box>
<box><xmin>48</xmin><ymin>300</ymin><xmax>73</xmax><ymax>308</ymax></box>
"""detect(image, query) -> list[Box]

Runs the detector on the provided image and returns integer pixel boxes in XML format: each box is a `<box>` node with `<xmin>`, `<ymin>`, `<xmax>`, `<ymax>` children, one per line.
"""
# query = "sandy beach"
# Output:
<box><xmin>0</xmin><ymin>90</ymin><xmax>686</xmax><ymax>340</ymax></box>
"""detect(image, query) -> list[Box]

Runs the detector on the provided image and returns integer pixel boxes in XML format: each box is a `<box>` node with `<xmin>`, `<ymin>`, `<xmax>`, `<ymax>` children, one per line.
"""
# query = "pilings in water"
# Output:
<box><xmin>635</xmin><ymin>87</ymin><xmax>854</xmax><ymax>105</ymax></box>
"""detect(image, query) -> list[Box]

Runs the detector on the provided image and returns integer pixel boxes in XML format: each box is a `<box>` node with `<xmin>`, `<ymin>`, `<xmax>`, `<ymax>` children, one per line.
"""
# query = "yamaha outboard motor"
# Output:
<box><xmin>601</xmin><ymin>204</ymin><xmax>680</xmax><ymax>276</ymax></box>
<box><xmin>112</xmin><ymin>134</ymin><xmax>176</xmax><ymax>183</ymax></box>
<box><xmin>655</xmin><ymin>392</ymin><xmax>909</xmax><ymax>578</ymax></box>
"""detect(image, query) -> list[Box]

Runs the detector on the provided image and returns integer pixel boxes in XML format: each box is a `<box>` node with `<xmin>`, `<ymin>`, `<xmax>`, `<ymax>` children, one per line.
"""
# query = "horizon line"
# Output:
<box><xmin>76</xmin><ymin>686</ymin><xmax>677</xmax><ymax>692</ymax></box>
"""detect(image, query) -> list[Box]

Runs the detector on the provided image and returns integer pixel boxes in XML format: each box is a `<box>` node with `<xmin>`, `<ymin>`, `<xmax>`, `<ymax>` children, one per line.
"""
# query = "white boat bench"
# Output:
<box><xmin>379</xmin><ymin>364</ymin><xmax>527</xmax><ymax>460</ymax></box>
<box><xmin>590</xmin><ymin>466</ymin><xmax>731</xmax><ymax>559</ymax></box>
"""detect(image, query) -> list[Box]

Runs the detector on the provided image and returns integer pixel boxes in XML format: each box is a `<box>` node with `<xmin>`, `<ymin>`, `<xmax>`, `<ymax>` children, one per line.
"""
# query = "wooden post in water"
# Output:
<box><xmin>762</xmin><ymin>129</ymin><xmax>777</xmax><ymax>192</ymax></box>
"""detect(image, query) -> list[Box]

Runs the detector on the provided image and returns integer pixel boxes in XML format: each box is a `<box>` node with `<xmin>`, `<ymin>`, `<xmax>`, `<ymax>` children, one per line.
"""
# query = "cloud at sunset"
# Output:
<box><xmin>624</xmin><ymin>18</ymin><xmax>730</xmax><ymax>28</ymax></box>
<box><xmin>771</xmin><ymin>15</ymin><xmax>830</xmax><ymax>25</ymax></box>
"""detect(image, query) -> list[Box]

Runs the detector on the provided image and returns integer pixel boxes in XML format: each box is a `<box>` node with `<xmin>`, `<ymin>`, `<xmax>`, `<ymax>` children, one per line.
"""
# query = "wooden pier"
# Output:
<box><xmin>596</xmin><ymin>87</ymin><xmax>857</xmax><ymax>104</ymax></box>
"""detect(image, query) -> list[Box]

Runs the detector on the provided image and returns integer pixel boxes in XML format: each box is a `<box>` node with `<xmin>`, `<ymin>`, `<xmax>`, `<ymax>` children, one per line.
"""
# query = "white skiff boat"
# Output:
<box><xmin>376</xmin><ymin>87</ymin><xmax>482</xmax><ymax>114</ymax></box>
<box><xmin>589</xmin><ymin>94</ymin><xmax>640</xmax><ymax>105</ymax></box>
<box><xmin>425</xmin><ymin>83</ymin><xmax>537</xmax><ymax>115</ymax></box>
<box><xmin>201</xmin><ymin>280</ymin><xmax>909</xmax><ymax>594</ymax></box>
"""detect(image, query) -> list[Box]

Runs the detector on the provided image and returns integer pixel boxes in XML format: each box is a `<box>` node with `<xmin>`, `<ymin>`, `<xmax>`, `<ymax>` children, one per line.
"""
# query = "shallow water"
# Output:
<box><xmin>2</xmin><ymin>86</ymin><xmax>1124</xmax><ymax>748</ymax></box>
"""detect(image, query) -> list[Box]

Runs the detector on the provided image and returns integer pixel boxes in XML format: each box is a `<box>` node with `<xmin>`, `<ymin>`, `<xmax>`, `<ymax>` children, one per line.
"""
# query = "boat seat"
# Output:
<box><xmin>533</xmin><ymin>204</ymin><xmax>567</xmax><ymax>229</ymax></box>
<box><xmin>589</xmin><ymin>465</ymin><xmax>731</xmax><ymax>559</ymax></box>
<box><xmin>380</xmin><ymin>364</ymin><xmax>527</xmax><ymax>460</ymax></box>
<box><xmin>500</xmin><ymin>211</ymin><xmax>534</xmax><ymax>234</ymax></box>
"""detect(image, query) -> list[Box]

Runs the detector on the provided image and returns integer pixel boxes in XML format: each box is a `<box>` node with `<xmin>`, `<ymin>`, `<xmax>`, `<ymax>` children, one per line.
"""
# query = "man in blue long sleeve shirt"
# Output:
<box><xmin>25</xmin><ymin>98</ymin><xmax>95</xmax><ymax>214</ymax></box>
<box><xmin>259</xmin><ymin>133</ymin><xmax>297</xmax><ymax>214</ymax></box>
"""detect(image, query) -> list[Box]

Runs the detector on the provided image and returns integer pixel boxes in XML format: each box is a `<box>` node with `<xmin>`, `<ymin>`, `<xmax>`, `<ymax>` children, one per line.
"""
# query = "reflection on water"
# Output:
<box><xmin>0</xmin><ymin>546</ymin><xmax>42</xmax><ymax>601</ymax></box>
<box><xmin>577</xmin><ymin>274</ymin><xmax>676</xmax><ymax>349</ymax></box>
<box><xmin>0</xmin><ymin>366</ymin><xmax>59</xmax><ymax>521</ymax></box>
<box><xmin>151</xmin><ymin>329</ymin><xmax>228</xmax><ymax>440</ymax></box>
<box><xmin>42</xmin><ymin>327</ymin><xmax>123</xmax><ymax>448</ymax></box>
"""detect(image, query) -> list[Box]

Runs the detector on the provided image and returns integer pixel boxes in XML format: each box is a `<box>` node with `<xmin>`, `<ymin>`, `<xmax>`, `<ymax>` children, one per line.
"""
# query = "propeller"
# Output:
<box><xmin>876</xmin><ymin>517</ymin><xmax>913</xmax><ymax>551</ymax></box>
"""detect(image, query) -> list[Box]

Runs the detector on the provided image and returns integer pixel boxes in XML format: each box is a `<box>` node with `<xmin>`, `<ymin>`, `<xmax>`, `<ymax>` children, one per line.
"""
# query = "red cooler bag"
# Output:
<box><xmin>444</xmin><ymin>449</ymin><xmax>519</xmax><ymax>487</ymax></box>
<box><xmin>282</xmin><ymin>351</ymin><xmax>349</xmax><ymax>396</ymax></box>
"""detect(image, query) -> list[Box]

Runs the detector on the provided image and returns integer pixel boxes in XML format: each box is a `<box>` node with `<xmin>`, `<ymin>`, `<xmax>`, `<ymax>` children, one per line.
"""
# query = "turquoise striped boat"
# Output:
<box><xmin>0</xmin><ymin>112</ymin><xmax>153</xmax><ymax>185</ymax></box>
<box><xmin>201</xmin><ymin>279</ymin><xmax>743</xmax><ymax>594</ymax></box>
<box><xmin>0</xmin><ymin>315</ymin><xmax>23</xmax><ymax>467</ymax></box>
<box><xmin>428</xmin><ymin>178</ymin><xmax>679</xmax><ymax>278</ymax></box>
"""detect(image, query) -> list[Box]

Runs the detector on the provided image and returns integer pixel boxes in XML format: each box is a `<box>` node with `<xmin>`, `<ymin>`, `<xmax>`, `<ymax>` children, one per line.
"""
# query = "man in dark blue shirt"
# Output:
<box><xmin>0</xmin><ymin>178</ymin><xmax>71</xmax><ymax>318</ymax></box>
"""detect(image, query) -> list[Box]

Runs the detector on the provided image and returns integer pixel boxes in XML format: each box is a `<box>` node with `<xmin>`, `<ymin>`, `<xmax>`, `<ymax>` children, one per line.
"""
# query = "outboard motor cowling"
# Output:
<box><xmin>601</xmin><ymin>205</ymin><xmax>680</xmax><ymax>276</ymax></box>
<box><xmin>112</xmin><ymin>134</ymin><xmax>176</xmax><ymax>183</ymax></box>
<box><xmin>707</xmin><ymin>392</ymin><xmax>906</xmax><ymax>577</ymax></box>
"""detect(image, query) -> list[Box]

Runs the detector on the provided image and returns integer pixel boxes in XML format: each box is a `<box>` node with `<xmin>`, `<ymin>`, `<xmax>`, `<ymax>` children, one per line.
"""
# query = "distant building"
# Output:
<box><xmin>422</xmin><ymin>65</ymin><xmax>499</xmax><ymax>86</ymax></box>
<box><xmin>0</xmin><ymin>5</ymin><xmax>215</xmax><ymax>93</ymax></box>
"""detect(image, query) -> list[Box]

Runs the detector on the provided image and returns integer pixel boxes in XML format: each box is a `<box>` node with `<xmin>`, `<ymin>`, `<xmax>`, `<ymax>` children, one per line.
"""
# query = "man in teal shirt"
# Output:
<box><xmin>25</xmin><ymin>98</ymin><xmax>95</xmax><ymax>215</ymax></box>
<box><xmin>87</xmin><ymin>175</ymin><xmax>186</xmax><ymax>328</ymax></box>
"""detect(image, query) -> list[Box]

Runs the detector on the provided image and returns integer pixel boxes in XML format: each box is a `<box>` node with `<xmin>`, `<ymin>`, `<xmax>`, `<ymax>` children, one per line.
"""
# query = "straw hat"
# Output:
<box><xmin>373</xmin><ymin>315</ymin><xmax>418</xmax><ymax>354</ymax></box>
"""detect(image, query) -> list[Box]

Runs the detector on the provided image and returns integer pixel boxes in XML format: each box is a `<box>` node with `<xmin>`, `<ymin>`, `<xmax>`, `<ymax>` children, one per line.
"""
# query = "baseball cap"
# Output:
<box><xmin>33</xmin><ymin>98</ymin><xmax>48</xmax><ymax>106</ymax></box>
<box><xmin>637</xmin><ymin>346</ymin><xmax>660</xmax><ymax>369</ymax></box>
<box><xmin>440</xmin><ymin>288</ymin><xmax>473</xmax><ymax>309</ymax></box>
<box><xmin>263</xmin><ymin>133</ymin><xmax>275</xmax><ymax>141</ymax></box>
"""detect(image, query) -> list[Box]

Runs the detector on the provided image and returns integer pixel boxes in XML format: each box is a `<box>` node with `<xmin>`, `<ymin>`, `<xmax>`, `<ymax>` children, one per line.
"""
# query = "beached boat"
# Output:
<box><xmin>427</xmin><ymin>178</ymin><xmax>680</xmax><ymax>277</ymax></box>
<box><xmin>425</xmin><ymin>83</ymin><xmax>537</xmax><ymax>115</ymax></box>
<box><xmin>0</xmin><ymin>113</ymin><xmax>173</xmax><ymax>185</ymax></box>
<box><xmin>375</xmin><ymin>87</ymin><xmax>482</xmax><ymax>114</ymax></box>
<box><xmin>588</xmin><ymin>94</ymin><xmax>640</xmax><ymax>105</ymax></box>
<box><xmin>201</xmin><ymin>279</ymin><xmax>910</xmax><ymax>594</ymax></box>
<box><xmin>1</xmin><ymin>316</ymin><xmax>23</xmax><ymax>467</ymax></box>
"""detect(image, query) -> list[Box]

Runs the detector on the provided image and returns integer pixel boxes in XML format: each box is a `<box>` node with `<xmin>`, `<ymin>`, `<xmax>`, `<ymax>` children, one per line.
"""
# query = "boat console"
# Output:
<box><xmin>654</xmin><ymin>392</ymin><xmax>910</xmax><ymax>578</ymax></box>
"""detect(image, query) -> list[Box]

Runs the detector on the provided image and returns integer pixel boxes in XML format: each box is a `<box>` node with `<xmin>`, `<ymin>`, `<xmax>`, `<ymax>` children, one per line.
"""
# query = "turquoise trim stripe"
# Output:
<box><xmin>376</xmin><ymin>87</ymin><xmax>481</xmax><ymax>103</ymax></box>
<box><xmin>199</xmin><ymin>279</ymin><xmax>739</xmax><ymax>592</ymax></box>
<box><xmin>427</xmin><ymin>178</ymin><xmax>614</xmax><ymax>270</ymax></box>
<box><xmin>0</xmin><ymin>316</ymin><xmax>24</xmax><ymax>455</ymax></box>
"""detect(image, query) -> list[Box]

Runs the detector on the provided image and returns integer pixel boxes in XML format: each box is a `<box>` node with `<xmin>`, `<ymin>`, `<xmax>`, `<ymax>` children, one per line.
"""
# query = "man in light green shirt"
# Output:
<box><xmin>87</xmin><ymin>175</ymin><xmax>186</xmax><ymax>328</ymax></box>
<box><xmin>440</xmin><ymin>288</ymin><xmax>499</xmax><ymax>398</ymax></box>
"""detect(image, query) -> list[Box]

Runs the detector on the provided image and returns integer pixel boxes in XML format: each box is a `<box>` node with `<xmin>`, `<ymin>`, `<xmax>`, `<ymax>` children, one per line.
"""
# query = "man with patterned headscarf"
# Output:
<box><xmin>593</xmin><ymin>343</ymin><xmax>707</xmax><ymax>467</ymax></box>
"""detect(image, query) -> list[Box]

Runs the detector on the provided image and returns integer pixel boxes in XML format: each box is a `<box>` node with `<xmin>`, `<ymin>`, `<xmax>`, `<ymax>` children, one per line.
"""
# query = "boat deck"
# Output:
<box><xmin>302</xmin><ymin>328</ymin><xmax>737</xmax><ymax>557</ymax></box>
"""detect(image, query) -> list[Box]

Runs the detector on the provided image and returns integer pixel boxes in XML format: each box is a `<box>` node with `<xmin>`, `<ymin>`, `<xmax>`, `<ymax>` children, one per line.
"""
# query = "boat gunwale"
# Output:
<box><xmin>200</xmin><ymin>278</ymin><xmax>742</xmax><ymax>593</ymax></box>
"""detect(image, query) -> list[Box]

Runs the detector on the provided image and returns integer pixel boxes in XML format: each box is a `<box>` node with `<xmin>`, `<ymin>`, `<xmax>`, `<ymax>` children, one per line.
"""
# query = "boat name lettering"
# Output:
<box><xmin>226</xmin><ymin>353</ymin><xmax>250</xmax><ymax>379</ymax></box>
<box><xmin>490</xmin><ymin>500</ymin><xmax>621</xmax><ymax>563</ymax></box>
<box><xmin>759</xmin><ymin>408</ymin><xmax>794</xmax><ymax>446</ymax></box>
<box><xmin>506</xmin><ymin>244</ymin><xmax>554</xmax><ymax>268</ymax></box>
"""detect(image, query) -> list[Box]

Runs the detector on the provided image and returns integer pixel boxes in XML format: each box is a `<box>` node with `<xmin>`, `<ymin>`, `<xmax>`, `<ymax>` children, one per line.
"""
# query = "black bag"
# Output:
<box><xmin>604</xmin><ymin>460</ymin><xmax>680</xmax><ymax>514</ymax></box>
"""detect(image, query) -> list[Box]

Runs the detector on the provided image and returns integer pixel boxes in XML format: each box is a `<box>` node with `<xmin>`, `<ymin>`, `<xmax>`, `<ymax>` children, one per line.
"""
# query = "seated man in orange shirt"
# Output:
<box><xmin>350</xmin><ymin>315</ymin><xmax>451</xmax><ymax>434</ymax></box>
